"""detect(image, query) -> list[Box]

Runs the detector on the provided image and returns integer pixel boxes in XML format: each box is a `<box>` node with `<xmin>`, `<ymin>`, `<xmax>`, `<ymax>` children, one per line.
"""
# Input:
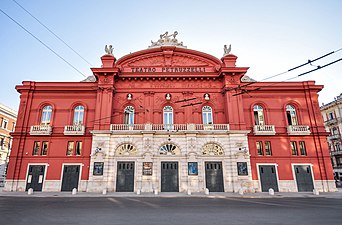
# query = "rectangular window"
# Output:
<box><xmin>328</xmin><ymin>112</ymin><xmax>334</xmax><ymax>120</ymax></box>
<box><xmin>33</xmin><ymin>141</ymin><xmax>40</xmax><ymax>155</ymax></box>
<box><xmin>0</xmin><ymin>138</ymin><xmax>4</xmax><ymax>149</ymax></box>
<box><xmin>66</xmin><ymin>141</ymin><xmax>74</xmax><ymax>156</ymax></box>
<box><xmin>290</xmin><ymin>141</ymin><xmax>298</xmax><ymax>156</ymax></box>
<box><xmin>2</xmin><ymin>119</ymin><xmax>8</xmax><ymax>129</ymax></box>
<box><xmin>265</xmin><ymin>141</ymin><xmax>272</xmax><ymax>156</ymax></box>
<box><xmin>41</xmin><ymin>141</ymin><xmax>48</xmax><ymax>156</ymax></box>
<box><xmin>299</xmin><ymin>141</ymin><xmax>307</xmax><ymax>156</ymax></box>
<box><xmin>256</xmin><ymin>141</ymin><xmax>263</xmax><ymax>156</ymax></box>
<box><xmin>76</xmin><ymin>141</ymin><xmax>82</xmax><ymax>156</ymax></box>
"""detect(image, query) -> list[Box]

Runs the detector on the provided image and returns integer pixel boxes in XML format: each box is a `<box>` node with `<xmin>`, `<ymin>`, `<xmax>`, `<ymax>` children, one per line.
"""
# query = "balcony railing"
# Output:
<box><xmin>324</xmin><ymin>118</ymin><xmax>338</xmax><ymax>126</ymax></box>
<box><xmin>30</xmin><ymin>125</ymin><xmax>52</xmax><ymax>135</ymax></box>
<box><xmin>253</xmin><ymin>125</ymin><xmax>276</xmax><ymax>135</ymax></box>
<box><xmin>110</xmin><ymin>124</ymin><xmax>230</xmax><ymax>132</ymax></box>
<box><xmin>331</xmin><ymin>150</ymin><xmax>342</xmax><ymax>156</ymax></box>
<box><xmin>287</xmin><ymin>125</ymin><xmax>311</xmax><ymax>135</ymax></box>
<box><xmin>328</xmin><ymin>134</ymin><xmax>341</xmax><ymax>141</ymax></box>
<box><xmin>64</xmin><ymin>125</ymin><xmax>85</xmax><ymax>135</ymax></box>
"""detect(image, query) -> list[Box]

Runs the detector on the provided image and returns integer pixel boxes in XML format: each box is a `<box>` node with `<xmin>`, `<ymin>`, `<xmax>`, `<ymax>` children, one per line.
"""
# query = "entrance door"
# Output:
<box><xmin>116</xmin><ymin>162</ymin><xmax>135</xmax><ymax>192</ymax></box>
<box><xmin>61</xmin><ymin>165</ymin><xmax>80</xmax><ymax>192</ymax></box>
<box><xmin>205</xmin><ymin>162</ymin><xmax>224</xmax><ymax>192</ymax></box>
<box><xmin>25</xmin><ymin>165</ymin><xmax>45</xmax><ymax>191</ymax></box>
<box><xmin>161</xmin><ymin>162</ymin><xmax>179</xmax><ymax>192</ymax></box>
<box><xmin>294</xmin><ymin>165</ymin><xmax>314</xmax><ymax>192</ymax></box>
<box><xmin>259</xmin><ymin>165</ymin><xmax>279</xmax><ymax>192</ymax></box>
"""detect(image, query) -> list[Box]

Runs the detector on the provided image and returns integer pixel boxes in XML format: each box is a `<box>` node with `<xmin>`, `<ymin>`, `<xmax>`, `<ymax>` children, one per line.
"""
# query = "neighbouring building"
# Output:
<box><xmin>320</xmin><ymin>93</ymin><xmax>342</xmax><ymax>182</ymax></box>
<box><xmin>5</xmin><ymin>32</ymin><xmax>336</xmax><ymax>193</ymax></box>
<box><xmin>0</xmin><ymin>103</ymin><xmax>17</xmax><ymax>185</ymax></box>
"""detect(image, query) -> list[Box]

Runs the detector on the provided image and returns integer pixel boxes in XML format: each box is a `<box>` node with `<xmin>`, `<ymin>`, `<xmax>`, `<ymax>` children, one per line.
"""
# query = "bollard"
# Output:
<box><xmin>313</xmin><ymin>189</ymin><xmax>319</xmax><ymax>195</ymax></box>
<box><xmin>137</xmin><ymin>189</ymin><xmax>141</xmax><ymax>195</ymax></box>
<box><xmin>102</xmin><ymin>189</ymin><xmax>107</xmax><ymax>195</ymax></box>
<box><xmin>72</xmin><ymin>188</ymin><xmax>77</xmax><ymax>195</ymax></box>
<box><xmin>154</xmin><ymin>189</ymin><xmax>158</xmax><ymax>195</ymax></box>
<box><xmin>205</xmin><ymin>188</ymin><xmax>209</xmax><ymax>195</ymax></box>
<box><xmin>187</xmin><ymin>189</ymin><xmax>192</xmax><ymax>195</ymax></box>
<box><xmin>28</xmin><ymin>188</ymin><xmax>33</xmax><ymax>195</ymax></box>
<box><xmin>268</xmin><ymin>188</ymin><xmax>274</xmax><ymax>196</ymax></box>
<box><xmin>238</xmin><ymin>188</ymin><xmax>244</xmax><ymax>195</ymax></box>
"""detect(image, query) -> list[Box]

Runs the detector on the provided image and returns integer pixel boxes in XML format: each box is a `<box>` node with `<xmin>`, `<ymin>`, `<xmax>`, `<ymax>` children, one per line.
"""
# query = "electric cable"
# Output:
<box><xmin>0</xmin><ymin>8</ymin><xmax>87</xmax><ymax>78</ymax></box>
<box><xmin>11</xmin><ymin>0</ymin><xmax>93</xmax><ymax>67</ymax></box>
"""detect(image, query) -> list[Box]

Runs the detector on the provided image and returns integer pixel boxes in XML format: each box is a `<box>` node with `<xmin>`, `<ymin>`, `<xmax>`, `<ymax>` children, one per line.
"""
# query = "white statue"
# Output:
<box><xmin>127</xmin><ymin>93</ymin><xmax>132</xmax><ymax>100</ymax></box>
<box><xmin>149</xmin><ymin>31</ymin><xmax>186</xmax><ymax>48</ymax></box>
<box><xmin>223</xmin><ymin>44</ymin><xmax>231</xmax><ymax>56</ymax></box>
<box><xmin>166</xmin><ymin>93</ymin><xmax>171</xmax><ymax>100</ymax></box>
<box><xmin>105</xmin><ymin>45</ymin><xmax>114</xmax><ymax>55</ymax></box>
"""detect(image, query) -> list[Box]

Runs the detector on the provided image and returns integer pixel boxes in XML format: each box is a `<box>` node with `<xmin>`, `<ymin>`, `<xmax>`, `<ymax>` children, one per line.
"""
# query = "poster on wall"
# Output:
<box><xmin>93</xmin><ymin>162</ymin><xmax>104</xmax><ymax>176</ymax></box>
<box><xmin>188</xmin><ymin>162</ymin><xmax>198</xmax><ymax>175</ymax></box>
<box><xmin>237</xmin><ymin>162</ymin><xmax>248</xmax><ymax>176</ymax></box>
<box><xmin>143</xmin><ymin>162</ymin><xmax>153</xmax><ymax>175</ymax></box>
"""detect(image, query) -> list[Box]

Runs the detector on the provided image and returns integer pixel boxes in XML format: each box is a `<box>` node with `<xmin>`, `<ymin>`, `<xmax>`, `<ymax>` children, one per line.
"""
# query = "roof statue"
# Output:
<box><xmin>105</xmin><ymin>45</ymin><xmax>114</xmax><ymax>55</ymax></box>
<box><xmin>223</xmin><ymin>44</ymin><xmax>231</xmax><ymax>56</ymax></box>
<box><xmin>149</xmin><ymin>31</ymin><xmax>187</xmax><ymax>48</ymax></box>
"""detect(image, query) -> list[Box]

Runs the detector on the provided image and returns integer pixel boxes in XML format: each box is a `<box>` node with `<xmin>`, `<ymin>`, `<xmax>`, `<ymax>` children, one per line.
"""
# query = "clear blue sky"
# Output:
<box><xmin>1</xmin><ymin>0</ymin><xmax>342</xmax><ymax>111</ymax></box>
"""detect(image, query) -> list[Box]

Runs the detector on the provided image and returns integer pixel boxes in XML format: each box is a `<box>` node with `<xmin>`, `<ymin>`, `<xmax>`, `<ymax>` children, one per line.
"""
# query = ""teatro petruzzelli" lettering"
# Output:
<box><xmin>130</xmin><ymin>67</ymin><xmax>206</xmax><ymax>73</ymax></box>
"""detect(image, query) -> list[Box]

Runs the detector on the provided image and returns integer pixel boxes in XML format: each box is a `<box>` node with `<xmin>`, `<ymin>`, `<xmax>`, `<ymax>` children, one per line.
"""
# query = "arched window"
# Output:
<box><xmin>124</xmin><ymin>106</ymin><xmax>134</xmax><ymax>125</ymax></box>
<box><xmin>41</xmin><ymin>105</ymin><xmax>52</xmax><ymax>125</ymax></box>
<box><xmin>202</xmin><ymin>106</ymin><xmax>213</xmax><ymax>124</ymax></box>
<box><xmin>253</xmin><ymin>105</ymin><xmax>264</xmax><ymax>125</ymax></box>
<box><xmin>73</xmin><ymin>105</ymin><xmax>84</xmax><ymax>125</ymax></box>
<box><xmin>286</xmin><ymin>105</ymin><xmax>298</xmax><ymax>125</ymax></box>
<box><xmin>160</xmin><ymin>143</ymin><xmax>180</xmax><ymax>155</ymax></box>
<box><xmin>163</xmin><ymin>106</ymin><xmax>173</xmax><ymax>129</ymax></box>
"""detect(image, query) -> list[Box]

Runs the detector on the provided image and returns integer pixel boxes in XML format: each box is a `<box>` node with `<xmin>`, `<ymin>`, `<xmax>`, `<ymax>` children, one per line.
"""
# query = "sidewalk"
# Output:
<box><xmin>1</xmin><ymin>187</ymin><xmax>342</xmax><ymax>198</ymax></box>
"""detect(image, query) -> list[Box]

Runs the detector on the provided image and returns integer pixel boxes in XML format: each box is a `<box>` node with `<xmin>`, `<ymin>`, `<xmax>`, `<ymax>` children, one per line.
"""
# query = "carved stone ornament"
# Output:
<box><xmin>149</xmin><ymin>31</ymin><xmax>187</xmax><ymax>48</ymax></box>
<box><xmin>105</xmin><ymin>45</ymin><xmax>114</xmax><ymax>55</ymax></box>
<box><xmin>202</xmin><ymin>143</ymin><xmax>224</xmax><ymax>156</ymax></box>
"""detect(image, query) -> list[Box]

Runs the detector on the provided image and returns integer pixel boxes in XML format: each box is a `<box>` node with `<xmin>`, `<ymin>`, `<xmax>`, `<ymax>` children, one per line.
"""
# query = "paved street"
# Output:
<box><xmin>0</xmin><ymin>196</ymin><xmax>342</xmax><ymax>225</ymax></box>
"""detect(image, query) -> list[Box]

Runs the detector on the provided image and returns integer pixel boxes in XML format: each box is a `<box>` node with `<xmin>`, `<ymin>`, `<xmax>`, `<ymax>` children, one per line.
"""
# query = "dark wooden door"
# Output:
<box><xmin>259</xmin><ymin>165</ymin><xmax>279</xmax><ymax>192</ymax></box>
<box><xmin>294</xmin><ymin>165</ymin><xmax>314</xmax><ymax>192</ymax></box>
<box><xmin>25</xmin><ymin>165</ymin><xmax>45</xmax><ymax>191</ymax></box>
<box><xmin>116</xmin><ymin>162</ymin><xmax>135</xmax><ymax>192</ymax></box>
<box><xmin>61</xmin><ymin>165</ymin><xmax>80</xmax><ymax>192</ymax></box>
<box><xmin>161</xmin><ymin>162</ymin><xmax>179</xmax><ymax>192</ymax></box>
<box><xmin>205</xmin><ymin>162</ymin><xmax>224</xmax><ymax>192</ymax></box>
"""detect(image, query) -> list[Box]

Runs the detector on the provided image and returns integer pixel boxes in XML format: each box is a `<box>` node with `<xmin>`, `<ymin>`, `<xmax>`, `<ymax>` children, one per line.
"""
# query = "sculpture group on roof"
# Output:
<box><xmin>149</xmin><ymin>31</ymin><xmax>186</xmax><ymax>48</ymax></box>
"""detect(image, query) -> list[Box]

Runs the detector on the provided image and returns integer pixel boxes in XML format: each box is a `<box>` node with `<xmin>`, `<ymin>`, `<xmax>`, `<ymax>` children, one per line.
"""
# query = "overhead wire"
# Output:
<box><xmin>230</xmin><ymin>47</ymin><xmax>342</xmax><ymax>91</ymax></box>
<box><xmin>232</xmin><ymin>56</ymin><xmax>342</xmax><ymax>97</ymax></box>
<box><xmin>0</xmin><ymin>8</ymin><xmax>87</xmax><ymax>78</ymax></box>
<box><xmin>11</xmin><ymin>0</ymin><xmax>93</xmax><ymax>67</ymax></box>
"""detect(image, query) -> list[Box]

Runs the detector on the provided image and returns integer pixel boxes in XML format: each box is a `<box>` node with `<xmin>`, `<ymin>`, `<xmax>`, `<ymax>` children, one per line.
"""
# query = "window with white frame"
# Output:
<box><xmin>2</xmin><ymin>118</ymin><xmax>8</xmax><ymax>129</ymax></box>
<box><xmin>286</xmin><ymin>105</ymin><xmax>298</xmax><ymax>125</ymax></box>
<box><xmin>163</xmin><ymin>106</ymin><xmax>173</xmax><ymax>129</ymax></box>
<box><xmin>124</xmin><ymin>106</ymin><xmax>135</xmax><ymax>125</ymax></box>
<box><xmin>73</xmin><ymin>105</ymin><xmax>84</xmax><ymax>125</ymax></box>
<box><xmin>202</xmin><ymin>106</ymin><xmax>213</xmax><ymax>124</ymax></box>
<box><xmin>41</xmin><ymin>105</ymin><xmax>52</xmax><ymax>125</ymax></box>
<box><xmin>253</xmin><ymin>105</ymin><xmax>265</xmax><ymax>125</ymax></box>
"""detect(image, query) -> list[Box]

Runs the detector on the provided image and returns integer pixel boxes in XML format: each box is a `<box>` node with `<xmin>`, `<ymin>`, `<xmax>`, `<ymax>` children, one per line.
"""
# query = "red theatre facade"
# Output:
<box><xmin>5</xmin><ymin>36</ymin><xmax>336</xmax><ymax>193</ymax></box>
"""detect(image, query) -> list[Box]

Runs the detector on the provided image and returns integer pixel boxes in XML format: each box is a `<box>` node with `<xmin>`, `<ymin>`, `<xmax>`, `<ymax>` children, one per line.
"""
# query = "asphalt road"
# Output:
<box><xmin>0</xmin><ymin>196</ymin><xmax>341</xmax><ymax>225</ymax></box>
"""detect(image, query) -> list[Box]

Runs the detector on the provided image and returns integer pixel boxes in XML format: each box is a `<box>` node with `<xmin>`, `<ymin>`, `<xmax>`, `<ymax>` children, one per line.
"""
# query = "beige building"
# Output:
<box><xmin>320</xmin><ymin>93</ymin><xmax>342</xmax><ymax>182</ymax></box>
<box><xmin>0</xmin><ymin>103</ymin><xmax>17</xmax><ymax>185</ymax></box>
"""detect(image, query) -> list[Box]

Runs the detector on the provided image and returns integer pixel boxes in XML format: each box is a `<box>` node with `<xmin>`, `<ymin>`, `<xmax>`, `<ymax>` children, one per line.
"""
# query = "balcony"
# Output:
<box><xmin>287</xmin><ymin>125</ymin><xmax>311</xmax><ymax>135</ymax></box>
<box><xmin>331</xmin><ymin>150</ymin><xmax>342</xmax><ymax>156</ymax></box>
<box><xmin>30</xmin><ymin>125</ymin><xmax>52</xmax><ymax>135</ymax></box>
<box><xmin>64</xmin><ymin>125</ymin><xmax>85</xmax><ymax>135</ymax></box>
<box><xmin>328</xmin><ymin>134</ymin><xmax>341</xmax><ymax>141</ymax></box>
<box><xmin>324</xmin><ymin>118</ymin><xmax>338</xmax><ymax>126</ymax></box>
<box><xmin>253</xmin><ymin>125</ymin><xmax>276</xmax><ymax>135</ymax></box>
<box><xmin>110</xmin><ymin>124</ymin><xmax>230</xmax><ymax>132</ymax></box>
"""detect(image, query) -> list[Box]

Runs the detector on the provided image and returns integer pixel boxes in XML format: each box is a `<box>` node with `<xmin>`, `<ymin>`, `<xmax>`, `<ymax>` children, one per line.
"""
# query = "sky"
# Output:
<box><xmin>1</xmin><ymin>0</ymin><xmax>342</xmax><ymax>111</ymax></box>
